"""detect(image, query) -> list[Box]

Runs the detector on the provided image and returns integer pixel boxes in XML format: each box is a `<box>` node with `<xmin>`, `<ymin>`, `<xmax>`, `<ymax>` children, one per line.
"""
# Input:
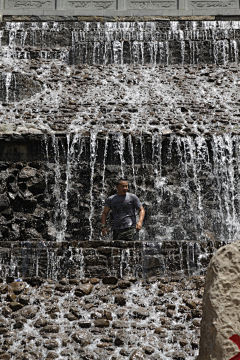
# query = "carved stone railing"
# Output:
<box><xmin>1</xmin><ymin>0</ymin><xmax>240</xmax><ymax>18</ymax></box>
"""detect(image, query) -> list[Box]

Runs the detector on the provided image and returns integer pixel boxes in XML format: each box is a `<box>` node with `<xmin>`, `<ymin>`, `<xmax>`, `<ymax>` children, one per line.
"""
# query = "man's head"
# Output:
<box><xmin>116</xmin><ymin>178</ymin><xmax>128</xmax><ymax>195</ymax></box>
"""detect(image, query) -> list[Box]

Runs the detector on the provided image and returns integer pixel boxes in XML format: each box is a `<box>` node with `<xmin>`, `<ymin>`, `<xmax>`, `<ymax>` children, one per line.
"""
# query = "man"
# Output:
<box><xmin>101</xmin><ymin>179</ymin><xmax>145</xmax><ymax>240</ymax></box>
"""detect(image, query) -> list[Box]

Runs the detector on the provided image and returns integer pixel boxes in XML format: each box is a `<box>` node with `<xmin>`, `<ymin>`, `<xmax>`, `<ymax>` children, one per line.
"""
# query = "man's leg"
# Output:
<box><xmin>113</xmin><ymin>227</ymin><xmax>135</xmax><ymax>240</ymax></box>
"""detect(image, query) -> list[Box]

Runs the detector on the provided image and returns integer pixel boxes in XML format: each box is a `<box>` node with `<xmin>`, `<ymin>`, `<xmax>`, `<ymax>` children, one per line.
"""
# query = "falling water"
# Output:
<box><xmin>1</xmin><ymin>19</ymin><xmax>240</xmax><ymax>359</ymax></box>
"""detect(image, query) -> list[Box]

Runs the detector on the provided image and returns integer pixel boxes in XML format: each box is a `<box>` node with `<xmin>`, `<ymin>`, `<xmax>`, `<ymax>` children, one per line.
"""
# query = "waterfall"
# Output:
<box><xmin>1</xmin><ymin>18</ymin><xmax>240</xmax><ymax>360</ymax></box>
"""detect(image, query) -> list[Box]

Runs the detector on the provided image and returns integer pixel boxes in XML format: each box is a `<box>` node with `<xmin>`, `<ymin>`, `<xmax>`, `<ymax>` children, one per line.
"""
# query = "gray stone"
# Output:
<box><xmin>198</xmin><ymin>239</ymin><xmax>240</xmax><ymax>360</ymax></box>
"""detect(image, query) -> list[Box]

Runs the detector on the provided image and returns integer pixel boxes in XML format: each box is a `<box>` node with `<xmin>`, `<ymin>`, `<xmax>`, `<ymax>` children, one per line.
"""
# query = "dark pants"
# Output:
<box><xmin>113</xmin><ymin>227</ymin><xmax>135</xmax><ymax>241</ymax></box>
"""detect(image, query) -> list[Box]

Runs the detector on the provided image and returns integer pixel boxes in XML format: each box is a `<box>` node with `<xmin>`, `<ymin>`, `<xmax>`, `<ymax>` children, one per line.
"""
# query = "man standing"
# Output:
<box><xmin>101</xmin><ymin>179</ymin><xmax>145</xmax><ymax>240</ymax></box>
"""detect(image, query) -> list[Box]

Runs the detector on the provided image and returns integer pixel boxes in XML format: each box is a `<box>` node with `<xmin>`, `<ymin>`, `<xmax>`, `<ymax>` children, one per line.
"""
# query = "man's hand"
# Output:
<box><xmin>102</xmin><ymin>228</ymin><xmax>108</xmax><ymax>236</ymax></box>
<box><xmin>136</xmin><ymin>221</ymin><xmax>142</xmax><ymax>231</ymax></box>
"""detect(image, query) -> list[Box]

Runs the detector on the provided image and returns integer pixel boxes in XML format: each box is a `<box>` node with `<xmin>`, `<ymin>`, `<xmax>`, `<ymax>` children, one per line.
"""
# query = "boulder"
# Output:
<box><xmin>198</xmin><ymin>239</ymin><xmax>240</xmax><ymax>360</ymax></box>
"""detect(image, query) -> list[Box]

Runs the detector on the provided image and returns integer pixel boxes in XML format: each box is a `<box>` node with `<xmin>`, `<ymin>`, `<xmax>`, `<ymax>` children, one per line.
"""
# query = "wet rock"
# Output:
<box><xmin>144</xmin><ymin>346</ymin><xmax>154</xmax><ymax>355</ymax></box>
<box><xmin>112</xmin><ymin>321</ymin><xmax>128</xmax><ymax>329</ymax></box>
<box><xmin>118</xmin><ymin>280</ymin><xmax>131</xmax><ymax>289</ymax></box>
<box><xmin>6</xmin><ymin>293</ymin><xmax>17</xmax><ymax>302</ymax></box>
<box><xmin>75</xmin><ymin>283</ymin><xmax>93</xmax><ymax>297</ymax></box>
<box><xmin>44</xmin><ymin>339</ymin><xmax>59</xmax><ymax>350</ymax></box>
<box><xmin>0</xmin><ymin>284</ymin><xmax>9</xmax><ymax>294</ymax></box>
<box><xmin>115</xmin><ymin>294</ymin><xmax>127</xmax><ymax>306</ymax></box>
<box><xmin>34</xmin><ymin>318</ymin><xmax>48</xmax><ymax>328</ymax></box>
<box><xmin>64</xmin><ymin>312</ymin><xmax>78</xmax><ymax>321</ymax></box>
<box><xmin>20</xmin><ymin>306</ymin><xmax>38</xmax><ymax>319</ymax></box>
<box><xmin>0</xmin><ymin>327</ymin><xmax>8</xmax><ymax>334</ymax></box>
<box><xmin>26</xmin><ymin>276</ymin><xmax>44</xmax><ymax>287</ymax></box>
<box><xmin>0</xmin><ymin>354</ymin><xmax>10</xmax><ymax>360</ymax></box>
<box><xmin>2</xmin><ymin>306</ymin><xmax>12</xmax><ymax>318</ymax></box>
<box><xmin>130</xmin><ymin>349</ymin><xmax>145</xmax><ymax>359</ymax></box>
<box><xmin>90</xmin><ymin>277</ymin><xmax>100</xmax><ymax>284</ymax></box>
<box><xmin>18</xmin><ymin>294</ymin><xmax>30</xmax><ymax>305</ymax></box>
<box><xmin>69</xmin><ymin>279</ymin><xmax>79</xmax><ymax>285</ymax></box>
<box><xmin>9</xmin><ymin>281</ymin><xmax>27</xmax><ymax>295</ymax></box>
<box><xmin>114</xmin><ymin>330</ymin><xmax>127</xmax><ymax>346</ymax></box>
<box><xmin>131</xmin><ymin>308</ymin><xmax>149</xmax><ymax>319</ymax></box>
<box><xmin>79</xmin><ymin>321</ymin><xmax>91</xmax><ymax>328</ymax></box>
<box><xmin>72</xmin><ymin>331</ymin><xmax>91</xmax><ymax>346</ymax></box>
<box><xmin>46</xmin><ymin>351</ymin><xmax>58</xmax><ymax>359</ymax></box>
<box><xmin>0</xmin><ymin>195</ymin><xmax>10</xmax><ymax>212</ymax></box>
<box><xmin>19</xmin><ymin>167</ymin><xmax>37</xmax><ymax>180</ymax></box>
<box><xmin>40</xmin><ymin>325</ymin><xmax>59</xmax><ymax>334</ymax></box>
<box><xmin>94</xmin><ymin>319</ymin><xmax>109</xmax><ymax>327</ymax></box>
<box><xmin>102</xmin><ymin>276</ymin><xmax>118</xmax><ymax>285</ymax></box>
<box><xmin>9</xmin><ymin>302</ymin><xmax>24</xmax><ymax>312</ymax></box>
<box><xmin>55</xmin><ymin>284</ymin><xmax>71</xmax><ymax>293</ymax></box>
<box><xmin>13</xmin><ymin>317</ymin><xmax>27</xmax><ymax>329</ymax></box>
<box><xmin>69</xmin><ymin>306</ymin><xmax>82</xmax><ymax>319</ymax></box>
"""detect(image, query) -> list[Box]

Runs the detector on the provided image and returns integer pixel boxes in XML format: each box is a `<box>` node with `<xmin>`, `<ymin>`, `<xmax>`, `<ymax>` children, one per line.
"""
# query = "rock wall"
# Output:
<box><xmin>198</xmin><ymin>239</ymin><xmax>240</xmax><ymax>360</ymax></box>
<box><xmin>0</xmin><ymin>133</ymin><xmax>236</xmax><ymax>279</ymax></box>
<box><xmin>0</xmin><ymin>274</ymin><xmax>203</xmax><ymax>360</ymax></box>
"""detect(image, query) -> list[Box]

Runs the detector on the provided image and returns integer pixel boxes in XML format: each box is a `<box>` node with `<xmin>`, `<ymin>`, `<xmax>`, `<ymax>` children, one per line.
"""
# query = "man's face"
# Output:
<box><xmin>116</xmin><ymin>181</ymin><xmax>128</xmax><ymax>195</ymax></box>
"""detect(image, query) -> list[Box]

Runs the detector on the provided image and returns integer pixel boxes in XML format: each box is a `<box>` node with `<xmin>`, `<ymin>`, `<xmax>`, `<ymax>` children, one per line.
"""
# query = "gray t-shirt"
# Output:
<box><xmin>105</xmin><ymin>192</ymin><xmax>142</xmax><ymax>230</ymax></box>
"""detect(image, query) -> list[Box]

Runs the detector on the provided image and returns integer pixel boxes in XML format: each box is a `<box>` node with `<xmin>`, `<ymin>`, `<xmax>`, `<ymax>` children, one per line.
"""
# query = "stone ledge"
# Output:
<box><xmin>2</xmin><ymin>15</ymin><xmax>217</xmax><ymax>21</ymax></box>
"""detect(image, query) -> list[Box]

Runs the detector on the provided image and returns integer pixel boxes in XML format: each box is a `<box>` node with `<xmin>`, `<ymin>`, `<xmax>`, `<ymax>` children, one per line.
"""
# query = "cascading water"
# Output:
<box><xmin>0</xmin><ymin>19</ymin><xmax>240</xmax><ymax>360</ymax></box>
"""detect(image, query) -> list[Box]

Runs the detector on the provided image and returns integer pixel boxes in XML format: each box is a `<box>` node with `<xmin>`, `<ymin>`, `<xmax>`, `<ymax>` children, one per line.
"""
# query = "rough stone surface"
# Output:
<box><xmin>0</xmin><ymin>275</ymin><xmax>202</xmax><ymax>359</ymax></box>
<box><xmin>198</xmin><ymin>239</ymin><xmax>240</xmax><ymax>360</ymax></box>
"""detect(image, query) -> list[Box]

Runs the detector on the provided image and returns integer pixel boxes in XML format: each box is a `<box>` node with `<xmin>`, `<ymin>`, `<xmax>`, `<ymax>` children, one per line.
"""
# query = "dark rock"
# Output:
<box><xmin>118</xmin><ymin>280</ymin><xmax>131</xmax><ymax>289</ymax></box>
<box><xmin>44</xmin><ymin>339</ymin><xmax>59</xmax><ymax>350</ymax></box>
<box><xmin>55</xmin><ymin>284</ymin><xmax>71</xmax><ymax>293</ymax></box>
<box><xmin>9</xmin><ymin>281</ymin><xmax>27</xmax><ymax>295</ymax></box>
<box><xmin>0</xmin><ymin>318</ymin><xmax>7</xmax><ymax>327</ymax></box>
<box><xmin>20</xmin><ymin>306</ymin><xmax>38</xmax><ymax>319</ymax></box>
<box><xmin>102</xmin><ymin>276</ymin><xmax>118</xmax><ymax>285</ymax></box>
<box><xmin>34</xmin><ymin>318</ymin><xmax>48</xmax><ymax>328</ymax></box>
<box><xmin>115</xmin><ymin>294</ymin><xmax>126</xmax><ymax>306</ymax></box>
<box><xmin>75</xmin><ymin>283</ymin><xmax>93</xmax><ymax>297</ymax></box>
<box><xmin>144</xmin><ymin>346</ymin><xmax>154</xmax><ymax>355</ymax></box>
<box><xmin>0</xmin><ymin>353</ymin><xmax>11</xmax><ymax>360</ymax></box>
<box><xmin>6</xmin><ymin>293</ymin><xmax>17</xmax><ymax>302</ymax></box>
<box><xmin>9</xmin><ymin>302</ymin><xmax>24</xmax><ymax>312</ymax></box>
<box><xmin>40</xmin><ymin>325</ymin><xmax>59</xmax><ymax>334</ymax></box>
<box><xmin>0</xmin><ymin>195</ymin><xmax>10</xmax><ymax>212</ymax></box>
<box><xmin>0</xmin><ymin>327</ymin><xmax>8</xmax><ymax>334</ymax></box>
<box><xmin>90</xmin><ymin>277</ymin><xmax>100</xmax><ymax>284</ymax></box>
<box><xmin>69</xmin><ymin>279</ymin><xmax>79</xmax><ymax>285</ymax></box>
<box><xmin>131</xmin><ymin>308</ymin><xmax>149</xmax><ymax>319</ymax></box>
<box><xmin>94</xmin><ymin>319</ymin><xmax>109</xmax><ymax>327</ymax></box>
<box><xmin>64</xmin><ymin>313</ymin><xmax>78</xmax><ymax>321</ymax></box>
<box><xmin>46</xmin><ymin>351</ymin><xmax>58</xmax><ymax>359</ymax></box>
<box><xmin>79</xmin><ymin>321</ymin><xmax>91</xmax><ymax>328</ymax></box>
<box><xmin>2</xmin><ymin>306</ymin><xmax>12</xmax><ymax>318</ymax></box>
<box><xmin>25</xmin><ymin>276</ymin><xmax>44</xmax><ymax>287</ymax></box>
<box><xmin>70</xmin><ymin>306</ymin><xmax>82</xmax><ymax>319</ymax></box>
<box><xmin>18</xmin><ymin>294</ymin><xmax>30</xmax><ymax>305</ymax></box>
<box><xmin>72</xmin><ymin>331</ymin><xmax>90</xmax><ymax>346</ymax></box>
<box><xmin>129</xmin><ymin>349</ymin><xmax>145</xmax><ymax>359</ymax></box>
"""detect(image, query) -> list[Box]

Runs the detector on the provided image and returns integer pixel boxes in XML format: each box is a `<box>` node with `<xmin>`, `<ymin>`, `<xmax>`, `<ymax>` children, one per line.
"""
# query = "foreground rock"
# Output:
<box><xmin>0</xmin><ymin>275</ymin><xmax>203</xmax><ymax>359</ymax></box>
<box><xmin>198</xmin><ymin>239</ymin><xmax>240</xmax><ymax>360</ymax></box>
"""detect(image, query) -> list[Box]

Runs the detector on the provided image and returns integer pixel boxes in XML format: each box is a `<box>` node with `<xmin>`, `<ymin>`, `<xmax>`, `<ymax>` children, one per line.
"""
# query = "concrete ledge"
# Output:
<box><xmin>3</xmin><ymin>14</ymin><xmax>217</xmax><ymax>20</ymax></box>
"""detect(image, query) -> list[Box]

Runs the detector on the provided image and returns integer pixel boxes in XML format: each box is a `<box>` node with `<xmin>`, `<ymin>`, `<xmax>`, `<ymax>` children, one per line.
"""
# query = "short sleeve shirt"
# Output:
<box><xmin>105</xmin><ymin>192</ymin><xmax>142</xmax><ymax>229</ymax></box>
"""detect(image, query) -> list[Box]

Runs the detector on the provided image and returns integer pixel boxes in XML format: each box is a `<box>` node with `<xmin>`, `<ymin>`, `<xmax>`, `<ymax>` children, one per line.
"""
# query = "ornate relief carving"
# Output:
<box><xmin>191</xmin><ymin>0</ymin><xmax>236</xmax><ymax>7</ymax></box>
<box><xmin>7</xmin><ymin>0</ymin><xmax>52</xmax><ymax>7</ymax></box>
<box><xmin>69</xmin><ymin>0</ymin><xmax>113</xmax><ymax>7</ymax></box>
<box><xmin>128</xmin><ymin>0</ymin><xmax>176</xmax><ymax>8</ymax></box>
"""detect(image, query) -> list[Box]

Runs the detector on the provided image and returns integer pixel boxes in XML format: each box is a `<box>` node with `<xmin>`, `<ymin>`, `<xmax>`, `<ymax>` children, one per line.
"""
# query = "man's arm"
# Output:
<box><xmin>136</xmin><ymin>206</ymin><xmax>145</xmax><ymax>231</ymax></box>
<box><xmin>101</xmin><ymin>206</ymin><xmax>111</xmax><ymax>236</ymax></box>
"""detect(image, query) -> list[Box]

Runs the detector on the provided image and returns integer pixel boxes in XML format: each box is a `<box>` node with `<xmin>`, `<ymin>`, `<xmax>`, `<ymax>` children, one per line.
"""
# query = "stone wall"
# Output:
<box><xmin>0</xmin><ymin>1</ymin><xmax>240</xmax><ymax>18</ymax></box>
<box><xmin>0</xmin><ymin>133</ymin><xmax>233</xmax><ymax>279</ymax></box>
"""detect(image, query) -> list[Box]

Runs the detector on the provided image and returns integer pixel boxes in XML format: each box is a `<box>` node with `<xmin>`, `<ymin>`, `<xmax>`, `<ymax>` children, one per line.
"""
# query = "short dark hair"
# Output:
<box><xmin>116</xmin><ymin>178</ymin><xmax>128</xmax><ymax>186</ymax></box>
